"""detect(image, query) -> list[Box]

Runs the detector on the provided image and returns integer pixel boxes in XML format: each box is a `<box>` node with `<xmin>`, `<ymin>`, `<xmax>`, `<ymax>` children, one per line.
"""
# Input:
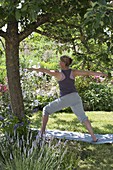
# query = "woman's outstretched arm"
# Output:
<box><xmin>27</xmin><ymin>67</ymin><xmax>61</xmax><ymax>80</ymax></box>
<box><xmin>72</xmin><ymin>69</ymin><xmax>108</xmax><ymax>77</ymax></box>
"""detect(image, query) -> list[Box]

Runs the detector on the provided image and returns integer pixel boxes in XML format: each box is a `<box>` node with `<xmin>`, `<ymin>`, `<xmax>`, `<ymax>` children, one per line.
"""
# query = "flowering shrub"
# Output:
<box><xmin>20</xmin><ymin>68</ymin><xmax>59</xmax><ymax>113</ymax></box>
<box><xmin>0</xmin><ymin>84</ymin><xmax>8</xmax><ymax>93</ymax></box>
<box><xmin>0</xmin><ymin>83</ymin><xmax>28</xmax><ymax>136</ymax></box>
<box><xmin>0</xmin><ymin>67</ymin><xmax>6</xmax><ymax>84</ymax></box>
<box><xmin>0</xmin><ymin>83</ymin><xmax>10</xmax><ymax>117</ymax></box>
<box><xmin>93</xmin><ymin>75</ymin><xmax>105</xmax><ymax>83</ymax></box>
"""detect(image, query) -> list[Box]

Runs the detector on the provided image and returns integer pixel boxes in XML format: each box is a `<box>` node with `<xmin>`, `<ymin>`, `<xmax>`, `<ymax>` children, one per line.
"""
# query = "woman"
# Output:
<box><xmin>28</xmin><ymin>55</ymin><xmax>107</xmax><ymax>142</ymax></box>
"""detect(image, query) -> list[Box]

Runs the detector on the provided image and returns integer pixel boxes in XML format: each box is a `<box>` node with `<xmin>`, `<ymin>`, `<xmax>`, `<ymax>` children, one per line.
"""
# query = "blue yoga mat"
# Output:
<box><xmin>31</xmin><ymin>128</ymin><xmax>113</xmax><ymax>144</ymax></box>
<box><xmin>44</xmin><ymin>129</ymin><xmax>113</xmax><ymax>144</ymax></box>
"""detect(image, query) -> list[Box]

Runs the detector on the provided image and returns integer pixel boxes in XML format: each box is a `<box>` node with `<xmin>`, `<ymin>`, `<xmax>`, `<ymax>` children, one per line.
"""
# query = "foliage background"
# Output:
<box><xmin>0</xmin><ymin>34</ymin><xmax>113</xmax><ymax>118</ymax></box>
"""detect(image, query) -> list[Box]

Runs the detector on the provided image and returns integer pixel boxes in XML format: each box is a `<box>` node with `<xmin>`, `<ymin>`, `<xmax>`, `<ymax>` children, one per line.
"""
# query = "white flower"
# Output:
<box><xmin>10</xmin><ymin>153</ymin><xmax>13</xmax><ymax>160</ymax></box>
<box><xmin>32</xmin><ymin>140</ymin><xmax>37</xmax><ymax>148</ymax></box>
<box><xmin>32</xmin><ymin>65</ymin><xmax>36</xmax><ymax>68</ymax></box>
<box><xmin>33</xmin><ymin>100</ymin><xmax>39</xmax><ymax>106</ymax></box>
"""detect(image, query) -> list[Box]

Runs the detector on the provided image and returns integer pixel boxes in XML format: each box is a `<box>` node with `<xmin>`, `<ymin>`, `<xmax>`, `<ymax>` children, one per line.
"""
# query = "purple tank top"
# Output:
<box><xmin>58</xmin><ymin>69</ymin><xmax>77</xmax><ymax>97</ymax></box>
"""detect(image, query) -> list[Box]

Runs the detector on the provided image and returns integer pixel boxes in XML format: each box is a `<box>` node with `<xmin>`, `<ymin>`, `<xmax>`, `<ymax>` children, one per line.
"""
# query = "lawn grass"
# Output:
<box><xmin>30</xmin><ymin>111</ymin><xmax>113</xmax><ymax>170</ymax></box>
<box><xmin>30</xmin><ymin>111</ymin><xmax>113</xmax><ymax>134</ymax></box>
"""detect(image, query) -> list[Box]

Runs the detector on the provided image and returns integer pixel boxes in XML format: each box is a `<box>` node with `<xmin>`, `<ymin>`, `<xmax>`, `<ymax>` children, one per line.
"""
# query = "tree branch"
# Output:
<box><xmin>79</xmin><ymin>27</ymin><xmax>91</xmax><ymax>53</ymax></box>
<box><xmin>35</xmin><ymin>29</ymin><xmax>76</xmax><ymax>43</ymax></box>
<box><xmin>35</xmin><ymin>29</ymin><xmax>53</xmax><ymax>38</ymax></box>
<box><xmin>19</xmin><ymin>14</ymin><xmax>50</xmax><ymax>42</ymax></box>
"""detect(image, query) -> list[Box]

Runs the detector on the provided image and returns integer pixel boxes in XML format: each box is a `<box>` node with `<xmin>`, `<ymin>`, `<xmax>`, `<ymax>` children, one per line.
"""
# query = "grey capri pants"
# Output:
<box><xmin>43</xmin><ymin>92</ymin><xmax>88</xmax><ymax>123</ymax></box>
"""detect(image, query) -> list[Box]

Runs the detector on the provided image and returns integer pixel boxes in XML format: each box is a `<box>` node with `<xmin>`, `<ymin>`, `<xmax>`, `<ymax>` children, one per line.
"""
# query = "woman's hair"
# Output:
<box><xmin>60</xmin><ymin>55</ymin><xmax>73</xmax><ymax>66</ymax></box>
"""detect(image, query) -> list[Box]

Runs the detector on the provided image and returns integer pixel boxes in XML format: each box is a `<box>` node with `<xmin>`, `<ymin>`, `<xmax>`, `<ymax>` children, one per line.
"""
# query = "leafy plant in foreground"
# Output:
<box><xmin>0</xmin><ymin>130</ymin><xmax>79</xmax><ymax>170</ymax></box>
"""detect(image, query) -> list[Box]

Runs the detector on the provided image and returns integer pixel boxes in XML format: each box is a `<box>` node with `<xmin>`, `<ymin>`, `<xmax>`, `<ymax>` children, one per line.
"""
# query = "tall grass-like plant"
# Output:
<box><xmin>6</xmin><ymin>146</ymin><xmax>67</xmax><ymax>170</ymax></box>
<box><xmin>0</xmin><ymin>130</ymin><xmax>77</xmax><ymax>170</ymax></box>
<box><xmin>2</xmin><ymin>144</ymin><xmax>67</xmax><ymax>170</ymax></box>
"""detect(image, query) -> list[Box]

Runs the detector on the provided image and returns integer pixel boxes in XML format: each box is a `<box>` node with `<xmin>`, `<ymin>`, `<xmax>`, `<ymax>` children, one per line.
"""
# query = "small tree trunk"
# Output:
<box><xmin>6</xmin><ymin>21</ymin><xmax>25</xmax><ymax>121</ymax></box>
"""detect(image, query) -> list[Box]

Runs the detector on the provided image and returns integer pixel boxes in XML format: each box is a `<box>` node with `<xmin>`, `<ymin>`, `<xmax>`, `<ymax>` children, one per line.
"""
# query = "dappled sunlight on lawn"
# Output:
<box><xmin>30</xmin><ymin>111</ymin><xmax>113</xmax><ymax>134</ymax></box>
<box><xmin>86</xmin><ymin>111</ymin><xmax>113</xmax><ymax>134</ymax></box>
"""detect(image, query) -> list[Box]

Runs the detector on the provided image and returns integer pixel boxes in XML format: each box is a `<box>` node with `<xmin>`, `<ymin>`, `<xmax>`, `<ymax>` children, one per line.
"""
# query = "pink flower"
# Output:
<box><xmin>94</xmin><ymin>76</ymin><xmax>105</xmax><ymax>83</ymax></box>
<box><xmin>94</xmin><ymin>76</ymin><xmax>100</xmax><ymax>79</ymax></box>
<box><xmin>0</xmin><ymin>84</ymin><xmax>8</xmax><ymax>92</ymax></box>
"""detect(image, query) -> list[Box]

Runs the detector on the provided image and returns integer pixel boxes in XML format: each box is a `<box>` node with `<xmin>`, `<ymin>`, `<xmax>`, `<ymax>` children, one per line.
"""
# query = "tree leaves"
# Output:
<box><xmin>0</xmin><ymin>0</ymin><xmax>113</xmax><ymax>71</ymax></box>
<box><xmin>15</xmin><ymin>9</ymin><xmax>21</xmax><ymax>21</ymax></box>
<box><xmin>0</xmin><ymin>0</ymin><xmax>43</xmax><ymax>23</ymax></box>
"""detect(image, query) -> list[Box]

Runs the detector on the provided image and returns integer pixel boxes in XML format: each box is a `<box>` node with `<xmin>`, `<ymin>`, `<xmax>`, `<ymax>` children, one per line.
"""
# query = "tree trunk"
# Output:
<box><xmin>6</xmin><ymin>21</ymin><xmax>25</xmax><ymax>121</ymax></box>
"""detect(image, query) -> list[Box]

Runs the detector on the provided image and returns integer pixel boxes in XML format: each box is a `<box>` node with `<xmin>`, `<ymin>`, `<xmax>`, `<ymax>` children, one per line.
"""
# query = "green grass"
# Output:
<box><xmin>30</xmin><ymin>111</ymin><xmax>113</xmax><ymax>134</ymax></box>
<box><xmin>30</xmin><ymin>111</ymin><xmax>113</xmax><ymax>170</ymax></box>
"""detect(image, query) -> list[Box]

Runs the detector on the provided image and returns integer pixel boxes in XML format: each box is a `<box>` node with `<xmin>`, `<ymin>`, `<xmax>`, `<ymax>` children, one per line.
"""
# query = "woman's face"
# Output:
<box><xmin>59</xmin><ymin>60</ymin><xmax>65</xmax><ymax>68</ymax></box>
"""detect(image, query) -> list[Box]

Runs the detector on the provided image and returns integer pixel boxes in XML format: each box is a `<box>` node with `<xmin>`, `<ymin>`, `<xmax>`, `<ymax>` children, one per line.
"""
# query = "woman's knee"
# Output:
<box><xmin>43</xmin><ymin>105</ymin><xmax>51</xmax><ymax>116</ymax></box>
<box><xmin>81</xmin><ymin>116</ymin><xmax>88</xmax><ymax>123</ymax></box>
<box><xmin>78</xmin><ymin>116</ymin><xmax>88</xmax><ymax>123</ymax></box>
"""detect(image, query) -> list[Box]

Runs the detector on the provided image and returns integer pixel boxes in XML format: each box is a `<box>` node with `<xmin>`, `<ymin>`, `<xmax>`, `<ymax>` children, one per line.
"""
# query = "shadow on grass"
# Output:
<box><xmin>30</xmin><ymin>112</ymin><xmax>42</xmax><ymax>129</ymax></box>
<box><xmin>30</xmin><ymin>112</ymin><xmax>60</xmax><ymax>129</ymax></box>
<box><xmin>31</xmin><ymin>111</ymin><xmax>113</xmax><ymax>135</ymax></box>
<box><xmin>101</xmin><ymin>124</ymin><xmax>113</xmax><ymax>134</ymax></box>
<box><xmin>74</xmin><ymin>142</ymin><xmax>113</xmax><ymax>170</ymax></box>
<box><xmin>52</xmin><ymin>117</ymin><xmax>84</xmax><ymax>131</ymax></box>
